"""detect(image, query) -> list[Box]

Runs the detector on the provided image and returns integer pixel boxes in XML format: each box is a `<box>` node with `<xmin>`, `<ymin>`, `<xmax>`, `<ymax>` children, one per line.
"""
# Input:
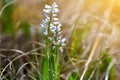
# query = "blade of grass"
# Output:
<box><xmin>105</xmin><ymin>59</ymin><xmax>115</xmax><ymax>80</ymax></box>
<box><xmin>80</xmin><ymin>36</ymin><xmax>101</xmax><ymax>80</ymax></box>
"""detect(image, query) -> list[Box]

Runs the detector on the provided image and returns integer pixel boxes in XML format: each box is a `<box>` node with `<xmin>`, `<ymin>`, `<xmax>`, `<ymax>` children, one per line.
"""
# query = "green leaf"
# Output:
<box><xmin>68</xmin><ymin>72</ymin><xmax>79</xmax><ymax>80</ymax></box>
<box><xmin>43</xmin><ymin>54</ymin><xmax>49</xmax><ymax>80</ymax></box>
<box><xmin>20</xmin><ymin>21</ymin><xmax>30</xmax><ymax>37</ymax></box>
<box><xmin>1</xmin><ymin>2</ymin><xmax>14</xmax><ymax>34</ymax></box>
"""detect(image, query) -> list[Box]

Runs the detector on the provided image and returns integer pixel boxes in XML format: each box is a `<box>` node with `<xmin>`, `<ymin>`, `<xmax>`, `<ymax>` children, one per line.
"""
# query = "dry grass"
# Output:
<box><xmin>1</xmin><ymin>0</ymin><xmax>120</xmax><ymax>80</ymax></box>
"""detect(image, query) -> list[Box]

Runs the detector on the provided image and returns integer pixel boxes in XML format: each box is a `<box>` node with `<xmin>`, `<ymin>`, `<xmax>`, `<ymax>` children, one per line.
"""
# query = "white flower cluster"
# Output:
<box><xmin>40</xmin><ymin>2</ymin><xmax>66</xmax><ymax>52</ymax></box>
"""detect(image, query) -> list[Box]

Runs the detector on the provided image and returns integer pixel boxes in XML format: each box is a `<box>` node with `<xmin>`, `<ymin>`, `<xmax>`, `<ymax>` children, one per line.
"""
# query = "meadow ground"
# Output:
<box><xmin>0</xmin><ymin>0</ymin><xmax>120</xmax><ymax>80</ymax></box>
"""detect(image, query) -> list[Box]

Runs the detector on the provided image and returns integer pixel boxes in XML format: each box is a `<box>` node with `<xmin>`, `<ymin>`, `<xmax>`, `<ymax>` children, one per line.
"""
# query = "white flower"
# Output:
<box><xmin>52</xmin><ymin>13</ymin><xmax>57</xmax><ymax>17</ymax></box>
<box><xmin>43</xmin><ymin>5</ymin><xmax>52</xmax><ymax>14</ymax></box>
<box><xmin>53</xmin><ymin>18</ymin><xmax>59</xmax><ymax>21</ymax></box>
<box><xmin>43</xmin><ymin>8</ymin><xmax>51</xmax><ymax>14</ymax></box>
<box><xmin>52</xmin><ymin>2</ymin><xmax>58</xmax><ymax>8</ymax></box>
<box><xmin>45</xmin><ymin>5</ymin><xmax>51</xmax><ymax>9</ymax></box>
<box><xmin>40</xmin><ymin>2</ymin><xmax>66</xmax><ymax>52</ymax></box>
<box><xmin>52</xmin><ymin>2</ymin><xmax>59</xmax><ymax>13</ymax></box>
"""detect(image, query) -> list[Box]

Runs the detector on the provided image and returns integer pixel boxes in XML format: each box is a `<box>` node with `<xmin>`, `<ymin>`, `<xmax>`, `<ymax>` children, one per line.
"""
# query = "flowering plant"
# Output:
<box><xmin>40</xmin><ymin>2</ymin><xmax>66</xmax><ymax>52</ymax></box>
<box><xmin>40</xmin><ymin>2</ymin><xmax>66</xmax><ymax>80</ymax></box>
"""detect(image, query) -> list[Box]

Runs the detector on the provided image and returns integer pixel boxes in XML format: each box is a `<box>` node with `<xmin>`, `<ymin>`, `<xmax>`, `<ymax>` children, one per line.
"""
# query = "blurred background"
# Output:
<box><xmin>1</xmin><ymin>0</ymin><xmax>120</xmax><ymax>80</ymax></box>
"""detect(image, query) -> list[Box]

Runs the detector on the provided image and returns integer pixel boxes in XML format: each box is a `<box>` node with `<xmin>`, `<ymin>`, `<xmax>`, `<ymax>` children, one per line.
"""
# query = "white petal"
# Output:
<box><xmin>43</xmin><ymin>31</ymin><xmax>48</xmax><ymax>35</ymax></box>
<box><xmin>60</xmin><ymin>47</ymin><xmax>63</xmax><ymax>52</ymax></box>
<box><xmin>58</xmin><ymin>23</ymin><xmax>62</xmax><ymax>27</ymax></box>
<box><xmin>62</xmin><ymin>38</ymin><xmax>66</xmax><ymax>42</ymax></box>
<box><xmin>58</xmin><ymin>31</ymin><xmax>62</xmax><ymax>35</ymax></box>
<box><xmin>53</xmin><ymin>18</ymin><xmax>59</xmax><ymax>21</ymax></box>
<box><xmin>52</xmin><ymin>8</ymin><xmax>59</xmax><ymax>13</ymax></box>
<box><xmin>52</xmin><ymin>2</ymin><xmax>58</xmax><ymax>8</ymax></box>
<box><xmin>50</xmin><ymin>23</ymin><xmax>55</xmax><ymax>28</ymax></box>
<box><xmin>45</xmin><ymin>5</ymin><xmax>52</xmax><ymax>9</ymax></box>
<box><xmin>53</xmin><ymin>22</ymin><xmax>60</xmax><ymax>25</ymax></box>
<box><xmin>52</xmin><ymin>13</ymin><xmax>57</xmax><ymax>16</ymax></box>
<box><xmin>43</xmin><ymin>8</ymin><xmax>51</xmax><ymax>13</ymax></box>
